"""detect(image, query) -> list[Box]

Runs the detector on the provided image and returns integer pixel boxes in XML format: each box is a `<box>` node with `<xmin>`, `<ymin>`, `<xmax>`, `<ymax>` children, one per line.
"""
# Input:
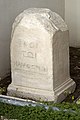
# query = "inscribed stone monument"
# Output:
<box><xmin>7</xmin><ymin>8</ymin><xmax>76</xmax><ymax>102</ymax></box>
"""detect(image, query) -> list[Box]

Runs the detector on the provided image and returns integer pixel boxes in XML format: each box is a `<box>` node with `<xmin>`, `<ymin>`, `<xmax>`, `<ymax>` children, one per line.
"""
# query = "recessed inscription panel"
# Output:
<box><xmin>11</xmin><ymin>26</ymin><xmax>53</xmax><ymax>90</ymax></box>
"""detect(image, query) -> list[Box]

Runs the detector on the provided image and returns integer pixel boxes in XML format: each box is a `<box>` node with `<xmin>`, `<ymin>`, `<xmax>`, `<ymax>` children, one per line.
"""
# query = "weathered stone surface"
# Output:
<box><xmin>7</xmin><ymin>8</ymin><xmax>76</xmax><ymax>102</ymax></box>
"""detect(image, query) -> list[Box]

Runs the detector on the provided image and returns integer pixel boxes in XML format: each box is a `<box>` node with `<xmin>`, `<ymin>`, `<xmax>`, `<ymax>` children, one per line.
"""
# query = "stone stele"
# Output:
<box><xmin>7</xmin><ymin>8</ymin><xmax>76</xmax><ymax>102</ymax></box>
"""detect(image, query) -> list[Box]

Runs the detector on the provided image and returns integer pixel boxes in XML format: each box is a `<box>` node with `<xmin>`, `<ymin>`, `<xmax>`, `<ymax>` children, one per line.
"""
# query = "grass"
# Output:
<box><xmin>0</xmin><ymin>101</ymin><xmax>80</xmax><ymax>120</ymax></box>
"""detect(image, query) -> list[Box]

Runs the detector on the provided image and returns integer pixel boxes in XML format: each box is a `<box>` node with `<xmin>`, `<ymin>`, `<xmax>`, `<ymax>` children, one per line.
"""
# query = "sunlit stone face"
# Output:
<box><xmin>11</xmin><ymin>25</ymin><xmax>53</xmax><ymax>90</ymax></box>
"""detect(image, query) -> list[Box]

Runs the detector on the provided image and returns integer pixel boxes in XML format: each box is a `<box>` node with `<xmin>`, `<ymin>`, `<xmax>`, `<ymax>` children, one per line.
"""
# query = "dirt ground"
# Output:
<box><xmin>0</xmin><ymin>47</ymin><xmax>80</xmax><ymax>103</ymax></box>
<box><xmin>64</xmin><ymin>47</ymin><xmax>80</xmax><ymax>102</ymax></box>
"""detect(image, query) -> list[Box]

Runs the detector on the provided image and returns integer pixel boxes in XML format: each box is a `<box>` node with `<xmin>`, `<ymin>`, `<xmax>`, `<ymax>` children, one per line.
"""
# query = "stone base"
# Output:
<box><xmin>7</xmin><ymin>78</ymin><xmax>76</xmax><ymax>103</ymax></box>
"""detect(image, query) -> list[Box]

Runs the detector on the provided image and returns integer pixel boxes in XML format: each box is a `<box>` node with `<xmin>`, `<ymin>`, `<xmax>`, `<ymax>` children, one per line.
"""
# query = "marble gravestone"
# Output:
<box><xmin>7</xmin><ymin>8</ymin><xmax>76</xmax><ymax>102</ymax></box>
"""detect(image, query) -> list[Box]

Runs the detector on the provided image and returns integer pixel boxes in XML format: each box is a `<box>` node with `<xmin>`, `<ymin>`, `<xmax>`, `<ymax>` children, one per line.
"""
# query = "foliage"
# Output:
<box><xmin>0</xmin><ymin>87</ymin><xmax>6</xmax><ymax>94</ymax></box>
<box><xmin>0</xmin><ymin>102</ymin><xmax>80</xmax><ymax>120</ymax></box>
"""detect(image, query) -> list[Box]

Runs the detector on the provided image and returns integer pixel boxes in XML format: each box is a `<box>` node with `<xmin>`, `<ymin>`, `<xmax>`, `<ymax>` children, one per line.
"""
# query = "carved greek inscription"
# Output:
<box><xmin>17</xmin><ymin>40</ymin><xmax>38</xmax><ymax>59</ymax></box>
<box><xmin>22</xmin><ymin>51</ymin><xmax>37</xmax><ymax>58</ymax></box>
<box><xmin>15</xmin><ymin>39</ymin><xmax>38</xmax><ymax>59</ymax></box>
<box><xmin>13</xmin><ymin>61</ymin><xmax>48</xmax><ymax>73</ymax></box>
<box><xmin>15</xmin><ymin>38</ymin><xmax>38</xmax><ymax>48</ymax></box>
<box><xmin>23</xmin><ymin>41</ymin><xmax>38</xmax><ymax>48</ymax></box>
